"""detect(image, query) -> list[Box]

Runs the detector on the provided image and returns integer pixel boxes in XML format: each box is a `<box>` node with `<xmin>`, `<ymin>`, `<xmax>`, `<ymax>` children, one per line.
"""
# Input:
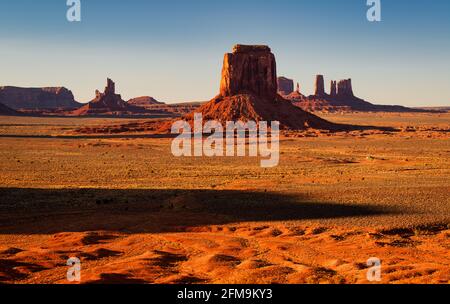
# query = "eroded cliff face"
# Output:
<box><xmin>0</xmin><ymin>86</ymin><xmax>79</xmax><ymax>109</ymax></box>
<box><xmin>219</xmin><ymin>45</ymin><xmax>278</xmax><ymax>100</ymax></box>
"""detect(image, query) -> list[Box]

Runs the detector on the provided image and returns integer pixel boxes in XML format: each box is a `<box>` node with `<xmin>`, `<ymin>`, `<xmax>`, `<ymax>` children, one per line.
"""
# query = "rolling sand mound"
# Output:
<box><xmin>0</xmin><ymin>210</ymin><xmax>448</xmax><ymax>284</ymax></box>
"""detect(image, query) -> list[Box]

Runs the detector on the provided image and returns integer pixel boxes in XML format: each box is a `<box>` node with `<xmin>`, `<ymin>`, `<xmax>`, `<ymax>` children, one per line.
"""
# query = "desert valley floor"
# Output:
<box><xmin>0</xmin><ymin>112</ymin><xmax>449</xmax><ymax>284</ymax></box>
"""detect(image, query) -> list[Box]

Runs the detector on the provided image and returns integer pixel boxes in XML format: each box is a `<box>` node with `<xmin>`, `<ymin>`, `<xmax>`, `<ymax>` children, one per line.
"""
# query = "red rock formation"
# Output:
<box><xmin>220</xmin><ymin>45</ymin><xmax>278</xmax><ymax>100</ymax></box>
<box><xmin>277</xmin><ymin>77</ymin><xmax>294</xmax><ymax>95</ymax></box>
<box><xmin>330</xmin><ymin>81</ymin><xmax>337</xmax><ymax>97</ymax></box>
<box><xmin>168</xmin><ymin>45</ymin><xmax>336</xmax><ymax>131</ymax></box>
<box><xmin>0</xmin><ymin>86</ymin><xmax>80</xmax><ymax>109</ymax></box>
<box><xmin>87</xmin><ymin>78</ymin><xmax>127</xmax><ymax>109</ymax></box>
<box><xmin>337</xmin><ymin>79</ymin><xmax>354</xmax><ymax>97</ymax></box>
<box><xmin>314</xmin><ymin>75</ymin><xmax>326</xmax><ymax>97</ymax></box>
<box><xmin>72</xmin><ymin>79</ymin><xmax>149</xmax><ymax>116</ymax></box>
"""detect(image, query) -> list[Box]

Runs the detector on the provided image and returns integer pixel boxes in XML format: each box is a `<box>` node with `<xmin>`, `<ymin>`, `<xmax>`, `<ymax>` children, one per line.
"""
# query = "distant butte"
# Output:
<box><xmin>281</xmin><ymin>75</ymin><xmax>432</xmax><ymax>113</ymax></box>
<box><xmin>0</xmin><ymin>86</ymin><xmax>80</xmax><ymax>110</ymax></box>
<box><xmin>75</xmin><ymin>45</ymin><xmax>396</xmax><ymax>134</ymax></box>
<box><xmin>314</xmin><ymin>75</ymin><xmax>326</xmax><ymax>97</ymax></box>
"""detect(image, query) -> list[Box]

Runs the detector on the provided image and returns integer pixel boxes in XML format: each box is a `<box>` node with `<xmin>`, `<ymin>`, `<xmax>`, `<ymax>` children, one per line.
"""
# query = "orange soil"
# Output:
<box><xmin>0</xmin><ymin>113</ymin><xmax>449</xmax><ymax>284</ymax></box>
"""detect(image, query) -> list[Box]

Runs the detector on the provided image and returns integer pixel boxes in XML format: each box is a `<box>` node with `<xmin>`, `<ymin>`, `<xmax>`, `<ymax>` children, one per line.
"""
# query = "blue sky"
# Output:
<box><xmin>0</xmin><ymin>0</ymin><xmax>449</xmax><ymax>106</ymax></box>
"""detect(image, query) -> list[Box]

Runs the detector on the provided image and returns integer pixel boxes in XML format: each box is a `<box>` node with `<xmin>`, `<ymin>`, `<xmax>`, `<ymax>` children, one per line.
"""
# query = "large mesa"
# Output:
<box><xmin>177</xmin><ymin>44</ymin><xmax>337</xmax><ymax>130</ymax></box>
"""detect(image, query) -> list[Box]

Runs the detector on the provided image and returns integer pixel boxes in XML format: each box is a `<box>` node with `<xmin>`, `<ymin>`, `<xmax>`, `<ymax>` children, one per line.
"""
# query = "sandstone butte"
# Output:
<box><xmin>161</xmin><ymin>44</ymin><xmax>339</xmax><ymax>131</ymax></box>
<box><xmin>284</xmin><ymin>74</ymin><xmax>431</xmax><ymax>113</ymax></box>
<box><xmin>72</xmin><ymin>79</ymin><xmax>150</xmax><ymax>116</ymax></box>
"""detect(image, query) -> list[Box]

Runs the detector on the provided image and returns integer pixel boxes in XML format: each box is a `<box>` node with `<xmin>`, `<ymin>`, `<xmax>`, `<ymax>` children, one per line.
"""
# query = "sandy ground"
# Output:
<box><xmin>0</xmin><ymin>112</ymin><xmax>449</xmax><ymax>284</ymax></box>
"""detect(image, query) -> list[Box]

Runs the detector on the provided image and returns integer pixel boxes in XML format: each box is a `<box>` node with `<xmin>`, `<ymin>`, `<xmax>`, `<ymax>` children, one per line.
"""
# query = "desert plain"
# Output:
<box><xmin>0</xmin><ymin>112</ymin><xmax>449</xmax><ymax>284</ymax></box>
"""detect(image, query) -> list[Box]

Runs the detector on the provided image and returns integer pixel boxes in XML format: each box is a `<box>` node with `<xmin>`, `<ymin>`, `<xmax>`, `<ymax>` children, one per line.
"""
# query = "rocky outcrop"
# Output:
<box><xmin>0</xmin><ymin>86</ymin><xmax>80</xmax><ymax>109</ymax></box>
<box><xmin>170</xmin><ymin>44</ymin><xmax>337</xmax><ymax>131</ymax></box>
<box><xmin>72</xmin><ymin>79</ymin><xmax>149</xmax><ymax>116</ymax></box>
<box><xmin>277</xmin><ymin>77</ymin><xmax>294</xmax><ymax>95</ymax></box>
<box><xmin>220</xmin><ymin>45</ymin><xmax>278</xmax><ymax>100</ymax></box>
<box><xmin>337</xmin><ymin>79</ymin><xmax>354</xmax><ymax>97</ymax></box>
<box><xmin>314</xmin><ymin>75</ymin><xmax>326</xmax><ymax>97</ymax></box>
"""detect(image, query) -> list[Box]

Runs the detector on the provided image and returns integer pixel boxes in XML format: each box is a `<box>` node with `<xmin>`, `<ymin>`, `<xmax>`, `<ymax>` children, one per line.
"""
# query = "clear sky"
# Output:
<box><xmin>0</xmin><ymin>0</ymin><xmax>449</xmax><ymax>106</ymax></box>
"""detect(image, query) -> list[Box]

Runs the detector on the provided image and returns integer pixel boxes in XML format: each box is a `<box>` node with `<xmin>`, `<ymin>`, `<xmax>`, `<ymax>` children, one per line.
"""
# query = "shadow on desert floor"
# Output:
<box><xmin>0</xmin><ymin>188</ymin><xmax>397</xmax><ymax>235</ymax></box>
<box><xmin>0</xmin><ymin>133</ymin><xmax>179</xmax><ymax>140</ymax></box>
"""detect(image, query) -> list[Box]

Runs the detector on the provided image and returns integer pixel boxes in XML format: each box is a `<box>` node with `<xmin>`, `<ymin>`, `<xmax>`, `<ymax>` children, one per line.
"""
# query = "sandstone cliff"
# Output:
<box><xmin>285</xmin><ymin>75</ymin><xmax>430</xmax><ymax>113</ymax></box>
<box><xmin>337</xmin><ymin>79</ymin><xmax>354</xmax><ymax>97</ymax></box>
<box><xmin>176</xmin><ymin>45</ymin><xmax>337</xmax><ymax>130</ymax></box>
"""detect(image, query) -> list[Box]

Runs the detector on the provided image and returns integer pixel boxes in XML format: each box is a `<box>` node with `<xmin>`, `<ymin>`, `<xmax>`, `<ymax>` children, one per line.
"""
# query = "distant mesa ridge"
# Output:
<box><xmin>281</xmin><ymin>74</ymin><xmax>431</xmax><ymax>113</ymax></box>
<box><xmin>0</xmin><ymin>79</ymin><xmax>168</xmax><ymax>116</ymax></box>
<box><xmin>0</xmin><ymin>48</ymin><xmax>440</xmax><ymax>117</ymax></box>
<box><xmin>0</xmin><ymin>102</ymin><xmax>20</xmax><ymax>116</ymax></box>
<box><xmin>219</xmin><ymin>44</ymin><xmax>278</xmax><ymax>99</ymax></box>
<box><xmin>0</xmin><ymin>86</ymin><xmax>80</xmax><ymax>110</ymax></box>
<box><xmin>277</xmin><ymin>77</ymin><xmax>294</xmax><ymax>96</ymax></box>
